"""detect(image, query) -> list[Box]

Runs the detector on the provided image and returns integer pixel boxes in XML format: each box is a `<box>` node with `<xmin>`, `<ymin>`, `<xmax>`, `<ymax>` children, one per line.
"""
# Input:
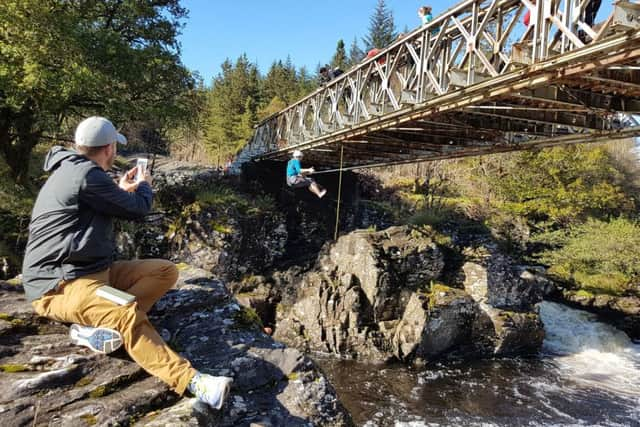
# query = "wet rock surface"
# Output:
<box><xmin>0</xmin><ymin>267</ymin><xmax>352</xmax><ymax>427</ymax></box>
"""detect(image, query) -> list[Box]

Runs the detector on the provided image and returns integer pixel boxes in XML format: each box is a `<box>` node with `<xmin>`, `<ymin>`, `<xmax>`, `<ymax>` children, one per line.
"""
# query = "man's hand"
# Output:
<box><xmin>119</xmin><ymin>167</ymin><xmax>139</xmax><ymax>192</ymax></box>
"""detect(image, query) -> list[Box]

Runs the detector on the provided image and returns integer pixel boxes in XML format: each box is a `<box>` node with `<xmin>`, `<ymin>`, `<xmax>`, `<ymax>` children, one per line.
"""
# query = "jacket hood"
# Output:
<box><xmin>43</xmin><ymin>146</ymin><xmax>82</xmax><ymax>172</ymax></box>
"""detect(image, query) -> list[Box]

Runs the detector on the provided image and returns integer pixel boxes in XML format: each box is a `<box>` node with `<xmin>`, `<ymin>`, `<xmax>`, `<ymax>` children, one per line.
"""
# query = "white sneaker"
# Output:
<box><xmin>69</xmin><ymin>324</ymin><xmax>123</xmax><ymax>354</ymax></box>
<box><xmin>318</xmin><ymin>189</ymin><xmax>327</xmax><ymax>198</ymax></box>
<box><xmin>188</xmin><ymin>372</ymin><xmax>233</xmax><ymax>410</ymax></box>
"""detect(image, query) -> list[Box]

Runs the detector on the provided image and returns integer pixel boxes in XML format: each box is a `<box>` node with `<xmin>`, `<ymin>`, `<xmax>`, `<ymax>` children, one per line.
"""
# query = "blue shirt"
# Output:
<box><xmin>421</xmin><ymin>14</ymin><xmax>433</xmax><ymax>26</ymax></box>
<box><xmin>287</xmin><ymin>159</ymin><xmax>301</xmax><ymax>177</ymax></box>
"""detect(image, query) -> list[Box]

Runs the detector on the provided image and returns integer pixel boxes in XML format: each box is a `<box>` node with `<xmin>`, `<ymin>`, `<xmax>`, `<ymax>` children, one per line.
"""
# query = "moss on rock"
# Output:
<box><xmin>0</xmin><ymin>363</ymin><xmax>29</xmax><ymax>373</ymax></box>
<box><xmin>233</xmin><ymin>306</ymin><xmax>263</xmax><ymax>330</ymax></box>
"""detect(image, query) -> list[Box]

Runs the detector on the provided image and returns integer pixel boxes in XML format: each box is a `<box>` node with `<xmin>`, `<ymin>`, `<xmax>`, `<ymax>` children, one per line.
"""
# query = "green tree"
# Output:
<box><xmin>258</xmin><ymin>97</ymin><xmax>288</xmax><ymax>120</ymax></box>
<box><xmin>348</xmin><ymin>37</ymin><xmax>365</xmax><ymax>67</ymax></box>
<box><xmin>296</xmin><ymin>66</ymin><xmax>316</xmax><ymax>99</ymax></box>
<box><xmin>363</xmin><ymin>0</ymin><xmax>397</xmax><ymax>51</ymax></box>
<box><xmin>0</xmin><ymin>0</ymin><xmax>193</xmax><ymax>183</ymax></box>
<box><xmin>539</xmin><ymin>218</ymin><xmax>640</xmax><ymax>295</ymax></box>
<box><xmin>331</xmin><ymin>40</ymin><xmax>348</xmax><ymax>71</ymax></box>
<box><xmin>204</xmin><ymin>55</ymin><xmax>259</xmax><ymax>166</ymax></box>
<box><xmin>263</xmin><ymin>59</ymin><xmax>298</xmax><ymax>105</ymax></box>
<box><xmin>460</xmin><ymin>145</ymin><xmax>636</xmax><ymax>228</ymax></box>
<box><xmin>167</xmin><ymin>74</ymin><xmax>209</xmax><ymax>162</ymax></box>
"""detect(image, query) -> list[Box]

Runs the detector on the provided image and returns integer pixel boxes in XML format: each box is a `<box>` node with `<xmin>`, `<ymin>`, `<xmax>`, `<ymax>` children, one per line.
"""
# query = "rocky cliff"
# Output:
<box><xmin>134</xmin><ymin>165</ymin><xmax>549</xmax><ymax>366</ymax></box>
<box><xmin>239</xmin><ymin>227</ymin><xmax>549</xmax><ymax>365</ymax></box>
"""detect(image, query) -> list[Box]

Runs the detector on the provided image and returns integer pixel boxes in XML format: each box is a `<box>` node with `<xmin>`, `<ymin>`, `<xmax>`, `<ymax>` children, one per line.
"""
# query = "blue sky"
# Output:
<box><xmin>178</xmin><ymin>0</ymin><xmax>451</xmax><ymax>84</ymax></box>
<box><xmin>178</xmin><ymin>0</ymin><xmax>613</xmax><ymax>84</ymax></box>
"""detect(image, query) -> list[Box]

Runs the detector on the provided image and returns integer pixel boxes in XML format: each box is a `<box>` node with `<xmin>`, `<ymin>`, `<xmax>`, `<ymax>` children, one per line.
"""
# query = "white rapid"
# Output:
<box><xmin>318</xmin><ymin>301</ymin><xmax>640</xmax><ymax>427</ymax></box>
<box><xmin>540</xmin><ymin>301</ymin><xmax>640</xmax><ymax>398</ymax></box>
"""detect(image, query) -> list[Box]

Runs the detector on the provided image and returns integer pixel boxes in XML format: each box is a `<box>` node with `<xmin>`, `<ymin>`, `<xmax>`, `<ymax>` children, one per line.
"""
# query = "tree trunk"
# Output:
<box><xmin>1</xmin><ymin>134</ymin><xmax>37</xmax><ymax>185</ymax></box>
<box><xmin>0</xmin><ymin>103</ymin><xmax>39</xmax><ymax>185</ymax></box>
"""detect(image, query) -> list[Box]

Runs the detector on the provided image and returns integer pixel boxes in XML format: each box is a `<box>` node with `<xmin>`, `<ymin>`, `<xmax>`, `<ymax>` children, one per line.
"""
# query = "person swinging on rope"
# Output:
<box><xmin>286</xmin><ymin>150</ymin><xmax>327</xmax><ymax>198</ymax></box>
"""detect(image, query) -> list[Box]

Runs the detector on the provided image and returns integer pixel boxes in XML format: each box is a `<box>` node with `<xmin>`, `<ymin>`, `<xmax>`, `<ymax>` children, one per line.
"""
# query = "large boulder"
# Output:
<box><xmin>275</xmin><ymin>226</ymin><xmax>449</xmax><ymax>362</ymax></box>
<box><xmin>461</xmin><ymin>245</ymin><xmax>547</xmax><ymax>310</ymax></box>
<box><xmin>274</xmin><ymin>271</ymin><xmax>391</xmax><ymax>362</ymax></box>
<box><xmin>275</xmin><ymin>228</ymin><xmax>548</xmax><ymax>363</ymax></box>
<box><xmin>463</xmin><ymin>259</ymin><xmax>545</xmax><ymax>355</ymax></box>
<box><xmin>0</xmin><ymin>267</ymin><xmax>352</xmax><ymax>427</ymax></box>
<box><xmin>392</xmin><ymin>286</ymin><xmax>476</xmax><ymax>362</ymax></box>
<box><xmin>326</xmin><ymin>226</ymin><xmax>445</xmax><ymax>322</ymax></box>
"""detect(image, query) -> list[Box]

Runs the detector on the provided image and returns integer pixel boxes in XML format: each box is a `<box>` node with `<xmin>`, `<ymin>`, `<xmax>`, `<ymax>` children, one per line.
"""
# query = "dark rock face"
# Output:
<box><xmin>0</xmin><ymin>268</ymin><xmax>352</xmax><ymax>427</ymax></box>
<box><xmin>274</xmin><ymin>226</ymin><xmax>446</xmax><ymax>362</ymax></box>
<box><xmin>115</xmin><ymin>166</ymin><xmax>289</xmax><ymax>283</ymax></box>
<box><xmin>462</xmin><ymin>249</ymin><xmax>547</xmax><ymax>356</ymax></box>
<box><xmin>393</xmin><ymin>286</ymin><xmax>476</xmax><ymax>361</ymax></box>
<box><xmin>273</xmin><ymin>227</ymin><xmax>547</xmax><ymax>364</ymax></box>
<box><xmin>166</xmin><ymin>207</ymin><xmax>288</xmax><ymax>281</ymax></box>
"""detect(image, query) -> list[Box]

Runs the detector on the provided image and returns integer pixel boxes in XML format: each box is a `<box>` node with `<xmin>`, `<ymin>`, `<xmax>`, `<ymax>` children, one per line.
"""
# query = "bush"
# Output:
<box><xmin>490</xmin><ymin>146</ymin><xmax>634</xmax><ymax>227</ymax></box>
<box><xmin>538</xmin><ymin>218</ymin><xmax>640</xmax><ymax>296</ymax></box>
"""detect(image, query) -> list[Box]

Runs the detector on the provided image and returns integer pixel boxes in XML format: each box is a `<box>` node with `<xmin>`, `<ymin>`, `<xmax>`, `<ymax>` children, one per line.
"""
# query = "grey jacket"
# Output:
<box><xmin>21</xmin><ymin>146</ymin><xmax>153</xmax><ymax>302</ymax></box>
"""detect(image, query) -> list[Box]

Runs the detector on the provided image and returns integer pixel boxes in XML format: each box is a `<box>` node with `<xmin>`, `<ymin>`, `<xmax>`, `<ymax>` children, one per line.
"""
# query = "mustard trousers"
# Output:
<box><xmin>31</xmin><ymin>259</ymin><xmax>196</xmax><ymax>395</ymax></box>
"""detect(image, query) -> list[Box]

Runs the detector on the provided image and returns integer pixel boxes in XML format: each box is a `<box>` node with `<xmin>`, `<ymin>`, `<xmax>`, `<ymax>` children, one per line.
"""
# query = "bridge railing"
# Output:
<box><xmin>237</xmin><ymin>0</ymin><xmax>636</xmax><ymax>164</ymax></box>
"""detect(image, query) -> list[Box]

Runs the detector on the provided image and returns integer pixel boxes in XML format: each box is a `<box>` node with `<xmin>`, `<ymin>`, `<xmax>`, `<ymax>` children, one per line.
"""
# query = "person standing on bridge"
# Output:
<box><xmin>319</xmin><ymin>65</ymin><xmax>344</xmax><ymax>85</ymax></box>
<box><xmin>418</xmin><ymin>6</ymin><xmax>433</xmax><ymax>26</ymax></box>
<box><xmin>21</xmin><ymin>116</ymin><xmax>233</xmax><ymax>412</ymax></box>
<box><xmin>286</xmin><ymin>150</ymin><xmax>327</xmax><ymax>198</ymax></box>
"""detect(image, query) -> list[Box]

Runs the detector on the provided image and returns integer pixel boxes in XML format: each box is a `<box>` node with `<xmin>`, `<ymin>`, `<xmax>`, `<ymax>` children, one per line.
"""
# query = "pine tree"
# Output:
<box><xmin>331</xmin><ymin>39</ymin><xmax>348</xmax><ymax>71</ymax></box>
<box><xmin>348</xmin><ymin>37</ymin><xmax>364</xmax><ymax>67</ymax></box>
<box><xmin>263</xmin><ymin>59</ymin><xmax>299</xmax><ymax>105</ymax></box>
<box><xmin>203</xmin><ymin>55</ymin><xmax>260</xmax><ymax>166</ymax></box>
<box><xmin>363</xmin><ymin>0</ymin><xmax>397</xmax><ymax>51</ymax></box>
<box><xmin>296</xmin><ymin>66</ymin><xmax>316</xmax><ymax>98</ymax></box>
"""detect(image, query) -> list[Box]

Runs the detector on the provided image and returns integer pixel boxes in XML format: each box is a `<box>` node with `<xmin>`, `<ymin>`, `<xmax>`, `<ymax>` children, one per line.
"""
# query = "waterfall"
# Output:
<box><xmin>540</xmin><ymin>301</ymin><xmax>640</xmax><ymax>397</ymax></box>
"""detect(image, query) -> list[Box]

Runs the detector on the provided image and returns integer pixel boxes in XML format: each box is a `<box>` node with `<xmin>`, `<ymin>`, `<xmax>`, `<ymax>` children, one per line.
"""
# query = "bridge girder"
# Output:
<box><xmin>233</xmin><ymin>0</ymin><xmax>640</xmax><ymax>172</ymax></box>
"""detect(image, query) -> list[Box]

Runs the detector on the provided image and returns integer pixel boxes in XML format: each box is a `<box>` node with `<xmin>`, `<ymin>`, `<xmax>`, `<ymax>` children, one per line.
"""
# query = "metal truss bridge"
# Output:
<box><xmin>235</xmin><ymin>0</ymin><xmax>640</xmax><ymax>172</ymax></box>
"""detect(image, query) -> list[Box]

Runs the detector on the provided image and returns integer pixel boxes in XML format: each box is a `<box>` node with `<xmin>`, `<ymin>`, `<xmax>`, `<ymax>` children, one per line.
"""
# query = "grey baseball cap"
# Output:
<box><xmin>75</xmin><ymin>116</ymin><xmax>127</xmax><ymax>147</ymax></box>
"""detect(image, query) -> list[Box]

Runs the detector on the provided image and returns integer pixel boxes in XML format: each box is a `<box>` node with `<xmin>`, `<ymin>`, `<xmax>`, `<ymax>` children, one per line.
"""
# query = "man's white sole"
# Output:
<box><xmin>69</xmin><ymin>324</ymin><xmax>123</xmax><ymax>354</ymax></box>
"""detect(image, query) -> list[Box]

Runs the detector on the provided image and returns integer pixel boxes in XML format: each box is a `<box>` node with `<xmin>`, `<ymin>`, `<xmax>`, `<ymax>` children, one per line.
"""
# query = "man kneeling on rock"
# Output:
<box><xmin>21</xmin><ymin>116</ymin><xmax>232</xmax><ymax>410</ymax></box>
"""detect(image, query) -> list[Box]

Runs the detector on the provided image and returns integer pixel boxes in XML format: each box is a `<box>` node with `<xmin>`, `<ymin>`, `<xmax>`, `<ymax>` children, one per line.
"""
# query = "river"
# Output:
<box><xmin>314</xmin><ymin>301</ymin><xmax>640</xmax><ymax>426</ymax></box>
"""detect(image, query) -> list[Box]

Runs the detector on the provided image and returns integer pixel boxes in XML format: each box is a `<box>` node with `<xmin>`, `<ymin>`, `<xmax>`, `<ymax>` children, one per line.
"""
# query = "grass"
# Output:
<box><xmin>408</xmin><ymin>209</ymin><xmax>447</xmax><ymax>227</ymax></box>
<box><xmin>540</xmin><ymin>218</ymin><xmax>640</xmax><ymax>297</ymax></box>
<box><xmin>573</xmin><ymin>271</ymin><xmax>630</xmax><ymax>297</ymax></box>
<box><xmin>195</xmin><ymin>187</ymin><xmax>276</xmax><ymax>216</ymax></box>
<box><xmin>209</xmin><ymin>220</ymin><xmax>233</xmax><ymax>234</ymax></box>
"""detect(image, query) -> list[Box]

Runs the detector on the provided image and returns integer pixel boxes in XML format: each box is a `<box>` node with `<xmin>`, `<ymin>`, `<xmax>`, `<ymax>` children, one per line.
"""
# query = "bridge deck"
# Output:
<box><xmin>235</xmin><ymin>0</ymin><xmax>640</xmax><ymax>171</ymax></box>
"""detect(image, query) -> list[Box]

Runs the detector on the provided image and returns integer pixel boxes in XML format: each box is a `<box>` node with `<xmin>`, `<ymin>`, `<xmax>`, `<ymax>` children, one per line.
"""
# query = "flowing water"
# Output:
<box><xmin>314</xmin><ymin>302</ymin><xmax>640</xmax><ymax>426</ymax></box>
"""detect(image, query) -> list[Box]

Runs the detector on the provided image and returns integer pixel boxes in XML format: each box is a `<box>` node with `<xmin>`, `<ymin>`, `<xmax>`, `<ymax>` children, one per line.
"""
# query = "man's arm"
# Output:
<box><xmin>300</xmin><ymin>167</ymin><xmax>315</xmax><ymax>175</ymax></box>
<box><xmin>79</xmin><ymin>168</ymin><xmax>152</xmax><ymax>219</ymax></box>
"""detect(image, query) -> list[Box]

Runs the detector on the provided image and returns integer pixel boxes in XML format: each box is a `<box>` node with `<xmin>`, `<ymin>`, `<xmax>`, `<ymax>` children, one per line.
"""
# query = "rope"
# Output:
<box><xmin>334</xmin><ymin>144</ymin><xmax>344</xmax><ymax>241</ymax></box>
